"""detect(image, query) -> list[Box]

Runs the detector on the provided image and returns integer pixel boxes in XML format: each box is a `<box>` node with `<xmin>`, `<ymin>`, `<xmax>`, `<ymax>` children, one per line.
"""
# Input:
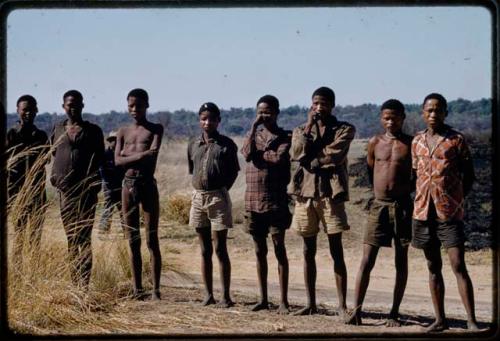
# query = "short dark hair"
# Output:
<box><xmin>63</xmin><ymin>90</ymin><xmax>83</xmax><ymax>103</ymax></box>
<box><xmin>423</xmin><ymin>93</ymin><xmax>447</xmax><ymax>110</ymax></box>
<box><xmin>198</xmin><ymin>102</ymin><xmax>221</xmax><ymax>118</ymax></box>
<box><xmin>257</xmin><ymin>94</ymin><xmax>280</xmax><ymax>114</ymax></box>
<box><xmin>312</xmin><ymin>87</ymin><xmax>335</xmax><ymax>106</ymax></box>
<box><xmin>381</xmin><ymin>99</ymin><xmax>405</xmax><ymax>117</ymax></box>
<box><xmin>17</xmin><ymin>94</ymin><xmax>37</xmax><ymax>107</ymax></box>
<box><xmin>127</xmin><ymin>88</ymin><xmax>149</xmax><ymax>104</ymax></box>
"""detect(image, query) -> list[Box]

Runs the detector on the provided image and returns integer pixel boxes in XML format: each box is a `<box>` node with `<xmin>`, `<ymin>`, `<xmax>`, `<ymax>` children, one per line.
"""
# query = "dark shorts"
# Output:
<box><xmin>122</xmin><ymin>175</ymin><xmax>158</xmax><ymax>205</ymax></box>
<box><xmin>411</xmin><ymin>201</ymin><xmax>465</xmax><ymax>249</ymax></box>
<box><xmin>244</xmin><ymin>208</ymin><xmax>292</xmax><ymax>236</ymax></box>
<box><xmin>364</xmin><ymin>197</ymin><xmax>412</xmax><ymax>248</ymax></box>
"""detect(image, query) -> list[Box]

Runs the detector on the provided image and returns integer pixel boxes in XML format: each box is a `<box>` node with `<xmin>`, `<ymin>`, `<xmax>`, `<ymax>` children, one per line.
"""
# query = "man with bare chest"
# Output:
<box><xmin>50</xmin><ymin>90</ymin><xmax>104</xmax><ymax>287</ymax></box>
<box><xmin>115</xmin><ymin>88</ymin><xmax>163</xmax><ymax>300</ymax></box>
<box><xmin>347</xmin><ymin>99</ymin><xmax>413</xmax><ymax>326</ymax></box>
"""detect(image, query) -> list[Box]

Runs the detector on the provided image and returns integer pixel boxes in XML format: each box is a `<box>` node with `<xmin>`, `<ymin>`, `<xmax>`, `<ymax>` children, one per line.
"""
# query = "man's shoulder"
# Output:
<box><xmin>146</xmin><ymin>121</ymin><xmax>164</xmax><ymax>134</ymax></box>
<box><xmin>84</xmin><ymin>120</ymin><xmax>103</xmax><ymax>133</ymax></box>
<box><xmin>217</xmin><ymin>134</ymin><xmax>238</xmax><ymax>149</ymax></box>
<box><xmin>335</xmin><ymin>119</ymin><xmax>356</xmax><ymax>132</ymax></box>
<box><xmin>413</xmin><ymin>130</ymin><xmax>426</xmax><ymax>142</ymax></box>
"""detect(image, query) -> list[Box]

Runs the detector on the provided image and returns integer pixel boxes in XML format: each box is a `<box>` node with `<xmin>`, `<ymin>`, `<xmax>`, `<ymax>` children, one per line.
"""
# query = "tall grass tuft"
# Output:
<box><xmin>5</xmin><ymin>142</ymin><xmax>178</xmax><ymax>334</ymax></box>
<box><xmin>162</xmin><ymin>194</ymin><xmax>191</xmax><ymax>225</ymax></box>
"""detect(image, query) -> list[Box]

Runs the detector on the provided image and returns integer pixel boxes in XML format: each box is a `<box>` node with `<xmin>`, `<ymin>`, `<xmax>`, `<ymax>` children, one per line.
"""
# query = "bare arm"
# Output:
<box><xmin>366</xmin><ymin>137</ymin><xmax>376</xmax><ymax>187</ymax></box>
<box><xmin>114</xmin><ymin>126</ymin><xmax>161</xmax><ymax>167</ymax></box>
<box><xmin>458</xmin><ymin>137</ymin><xmax>475</xmax><ymax>196</ymax></box>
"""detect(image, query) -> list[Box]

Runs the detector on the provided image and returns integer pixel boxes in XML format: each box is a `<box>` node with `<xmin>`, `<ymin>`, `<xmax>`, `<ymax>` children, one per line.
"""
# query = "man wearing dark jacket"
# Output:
<box><xmin>50</xmin><ymin>90</ymin><xmax>104</xmax><ymax>287</ymax></box>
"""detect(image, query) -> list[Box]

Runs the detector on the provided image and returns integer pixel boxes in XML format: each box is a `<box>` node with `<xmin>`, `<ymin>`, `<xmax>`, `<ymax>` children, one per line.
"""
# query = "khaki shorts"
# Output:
<box><xmin>189</xmin><ymin>188</ymin><xmax>233</xmax><ymax>231</ymax></box>
<box><xmin>291</xmin><ymin>197</ymin><xmax>350</xmax><ymax>237</ymax></box>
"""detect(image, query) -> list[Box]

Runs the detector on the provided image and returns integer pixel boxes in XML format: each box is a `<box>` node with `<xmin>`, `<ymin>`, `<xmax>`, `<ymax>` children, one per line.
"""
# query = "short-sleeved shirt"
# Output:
<box><xmin>187</xmin><ymin>132</ymin><xmax>240</xmax><ymax>191</ymax></box>
<box><xmin>50</xmin><ymin>119</ymin><xmax>104</xmax><ymax>193</ymax></box>
<box><xmin>240</xmin><ymin>127</ymin><xmax>291</xmax><ymax>213</ymax></box>
<box><xmin>6</xmin><ymin>123</ymin><xmax>49</xmax><ymax>198</ymax></box>
<box><xmin>288</xmin><ymin>115</ymin><xmax>355</xmax><ymax>201</ymax></box>
<box><xmin>411</xmin><ymin>125</ymin><xmax>474</xmax><ymax>222</ymax></box>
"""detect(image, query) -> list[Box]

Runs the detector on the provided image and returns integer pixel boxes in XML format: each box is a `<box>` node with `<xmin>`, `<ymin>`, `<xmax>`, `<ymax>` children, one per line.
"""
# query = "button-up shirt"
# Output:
<box><xmin>50</xmin><ymin>119</ymin><xmax>104</xmax><ymax>193</ymax></box>
<box><xmin>288</xmin><ymin>115</ymin><xmax>355</xmax><ymax>201</ymax></box>
<box><xmin>412</xmin><ymin>125</ymin><xmax>475</xmax><ymax>221</ymax></box>
<box><xmin>241</xmin><ymin>126</ymin><xmax>291</xmax><ymax>213</ymax></box>
<box><xmin>187</xmin><ymin>132</ymin><xmax>240</xmax><ymax>191</ymax></box>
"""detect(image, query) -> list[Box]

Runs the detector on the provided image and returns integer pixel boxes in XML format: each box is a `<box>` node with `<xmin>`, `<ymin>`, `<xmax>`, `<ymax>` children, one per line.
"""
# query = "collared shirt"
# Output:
<box><xmin>50</xmin><ymin>119</ymin><xmax>104</xmax><ymax>193</ymax></box>
<box><xmin>6</xmin><ymin>123</ymin><xmax>49</xmax><ymax>198</ymax></box>
<box><xmin>241</xmin><ymin>126</ymin><xmax>291</xmax><ymax>213</ymax></box>
<box><xmin>412</xmin><ymin>125</ymin><xmax>474</xmax><ymax>221</ymax></box>
<box><xmin>288</xmin><ymin>115</ymin><xmax>355</xmax><ymax>201</ymax></box>
<box><xmin>187</xmin><ymin>131</ymin><xmax>240</xmax><ymax>191</ymax></box>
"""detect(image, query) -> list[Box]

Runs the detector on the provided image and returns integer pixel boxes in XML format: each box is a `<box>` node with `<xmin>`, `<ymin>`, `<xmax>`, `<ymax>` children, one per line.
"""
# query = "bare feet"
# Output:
<box><xmin>251</xmin><ymin>301</ymin><xmax>269</xmax><ymax>312</ymax></box>
<box><xmin>293</xmin><ymin>306</ymin><xmax>318</xmax><ymax>316</ymax></box>
<box><xmin>151</xmin><ymin>290</ymin><xmax>161</xmax><ymax>301</ymax></box>
<box><xmin>201</xmin><ymin>295</ymin><xmax>216</xmax><ymax>306</ymax></box>
<box><xmin>216</xmin><ymin>298</ymin><xmax>235</xmax><ymax>308</ymax></box>
<box><xmin>467</xmin><ymin>320</ymin><xmax>479</xmax><ymax>331</ymax></box>
<box><xmin>385</xmin><ymin>318</ymin><xmax>401</xmax><ymax>327</ymax></box>
<box><xmin>345</xmin><ymin>309</ymin><xmax>362</xmax><ymax>325</ymax></box>
<box><xmin>277</xmin><ymin>303</ymin><xmax>290</xmax><ymax>315</ymax></box>
<box><xmin>424</xmin><ymin>320</ymin><xmax>449</xmax><ymax>332</ymax></box>
<box><xmin>130</xmin><ymin>289</ymin><xmax>147</xmax><ymax>300</ymax></box>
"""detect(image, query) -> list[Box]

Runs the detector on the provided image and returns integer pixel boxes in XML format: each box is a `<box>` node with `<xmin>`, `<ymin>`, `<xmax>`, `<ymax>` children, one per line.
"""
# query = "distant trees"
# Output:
<box><xmin>7</xmin><ymin>98</ymin><xmax>492</xmax><ymax>141</ymax></box>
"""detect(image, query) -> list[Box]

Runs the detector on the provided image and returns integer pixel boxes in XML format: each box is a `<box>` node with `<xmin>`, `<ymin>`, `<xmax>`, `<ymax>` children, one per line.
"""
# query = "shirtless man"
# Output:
<box><xmin>115</xmin><ymin>88</ymin><xmax>163</xmax><ymax>300</ymax></box>
<box><xmin>346</xmin><ymin>99</ymin><xmax>413</xmax><ymax>326</ymax></box>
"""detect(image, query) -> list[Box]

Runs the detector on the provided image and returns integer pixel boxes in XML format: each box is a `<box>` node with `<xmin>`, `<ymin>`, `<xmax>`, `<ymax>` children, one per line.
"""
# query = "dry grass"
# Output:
<box><xmin>162</xmin><ymin>194</ymin><xmax>191</xmax><ymax>225</ymax></box>
<box><xmin>5</xmin><ymin>137</ymin><xmax>494</xmax><ymax>335</ymax></box>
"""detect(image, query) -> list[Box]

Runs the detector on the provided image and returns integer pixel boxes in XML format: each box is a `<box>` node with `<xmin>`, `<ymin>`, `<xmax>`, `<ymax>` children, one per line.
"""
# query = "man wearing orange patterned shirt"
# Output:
<box><xmin>411</xmin><ymin>93</ymin><xmax>478</xmax><ymax>332</ymax></box>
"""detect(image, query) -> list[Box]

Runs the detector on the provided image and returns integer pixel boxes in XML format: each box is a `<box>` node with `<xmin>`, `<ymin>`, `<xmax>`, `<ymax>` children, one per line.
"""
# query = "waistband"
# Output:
<box><xmin>193</xmin><ymin>187</ymin><xmax>227</xmax><ymax>194</ymax></box>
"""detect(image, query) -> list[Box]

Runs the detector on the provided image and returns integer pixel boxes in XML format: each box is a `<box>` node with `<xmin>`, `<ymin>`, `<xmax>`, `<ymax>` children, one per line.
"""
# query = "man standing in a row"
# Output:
<box><xmin>7</xmin><ymin>95</ymin><xmax>49</xmax><ymax>270</ymax></box>
<box><xmin>50</xmin><ymin>90</ymin><xmax>104</xmax><ymax>288</ymax></box>
<box><xmin>289</xmin><ymin>87</ymin><xmax>355</xmax><ymax>317</ymax></box>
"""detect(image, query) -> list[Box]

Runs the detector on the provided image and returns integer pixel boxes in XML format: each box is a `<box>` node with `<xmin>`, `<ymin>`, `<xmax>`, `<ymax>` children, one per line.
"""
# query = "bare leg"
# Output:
<box><xmin>142</xmin><ymin>184</ymin><xmax>162</xmax><ymax>300</ymax></box>
<box><xmin>272</xmin><ymin>231</ymin><xmax>290</xmax><ymax>314</ymax></box>
<box><xmin>213</xmin><ymin>229</ymin><xmax>233</xmax><ymax>308</ymax></box>
<box><xmin>122</xmin><ymin>187</ymin><xmax>143</xmax><ymax>298</ymax></box>
<box><xmin>328</xmin><ymin>233</ymin><xmax>348</xmax><ymax>318</ymax></box>
<box><xmin>423</xmin><ymin>246</ymin><xmax>448</xmax><ymax>332</ymax></box>
<box><xmin>346</xmin><ymin>244</ymin><xmax>379</xmax><ymax>325</ymax></box>
<box><xmin>197</xmin><ymin>228</ymin><xmax>215</xmax><ymax>305</ymax></box>
<box><xmin>294</xmin><ymin>235</ymin><xmax>318</xmax><ymax>315</ymax></box>
<box><xmin>251</xmin><ymin>234</ymin><xmax>269</xmax><ymax>311</ymax></box>
<box><xmin>447</xmin><ymin>246</ymin><xmax>478</xmax><ymax>330</ymax></box>
<box><xmin>385</xmin><ymin>243</ymin><xmax>408</xmax><ymax>327</ymax></box>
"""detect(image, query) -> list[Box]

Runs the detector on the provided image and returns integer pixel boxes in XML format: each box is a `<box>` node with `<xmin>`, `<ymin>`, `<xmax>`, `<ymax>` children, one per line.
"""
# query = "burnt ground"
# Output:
<box><xmin>348</xmin><ymin>142</ymin><xmax>493</xmax><ymax>250</ymax></box>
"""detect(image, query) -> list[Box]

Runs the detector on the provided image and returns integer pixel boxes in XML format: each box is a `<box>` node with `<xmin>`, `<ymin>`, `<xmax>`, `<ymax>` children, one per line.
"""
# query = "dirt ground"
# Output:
<box><xmin>8</xmin><ymin>138</ymin><xmax>496</xmax><ymax>338</ymax></box>
<box><xmin>85</xmin><ymin>185</ymin><xmax>495</xmax><ymax>337</ymax></box>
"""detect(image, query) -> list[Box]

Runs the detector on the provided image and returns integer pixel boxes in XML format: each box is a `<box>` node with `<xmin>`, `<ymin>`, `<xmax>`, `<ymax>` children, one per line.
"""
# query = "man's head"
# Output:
<box><xmin>380</xmin><ymin>99</ymin><xmax>405</xmax><ymax>135</ymax></box>
<box><xmin>127</xmin><ymin>88</ymin><xmax>149</xmax><ymax>121</ymax></box>
<box><xmin>311</xmin><ymin>86</ymin><xmax>335</xmax><ymax>119</ymax></box>
<box><xmin>422</xmin><ymin>93</ymin><xmax>448</xmax><ymax>131</ymax></box>
<box><xmin>198</xmin><ymin>102</ymin><xmax>221</xmax><ymax>134</ymax></box>
<box><xmin>256</xmin><ymin>94</ymin><xmax>279</xmax><ymax>126</ymax></box>
<box><xmin>106</xmin><ymin>131</ymin><xmax>117</xmax><ymax>150</ymax></box>
<box><xmin>16</xmin><ymin>94</ymin><xmax>38</xmax><ymax>125</ymax></box>
<box><xmin>62</xmin><ymin>90</ymin><xmax>84</xmax><ymax>121</ymax></box>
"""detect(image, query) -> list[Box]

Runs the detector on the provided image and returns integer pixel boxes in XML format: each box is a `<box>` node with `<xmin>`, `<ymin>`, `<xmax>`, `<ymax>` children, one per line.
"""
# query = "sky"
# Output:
<box><xmin>6</xmin><ymin>5</ymin><xmax>492</xmax><ymax>114</ymax></box>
